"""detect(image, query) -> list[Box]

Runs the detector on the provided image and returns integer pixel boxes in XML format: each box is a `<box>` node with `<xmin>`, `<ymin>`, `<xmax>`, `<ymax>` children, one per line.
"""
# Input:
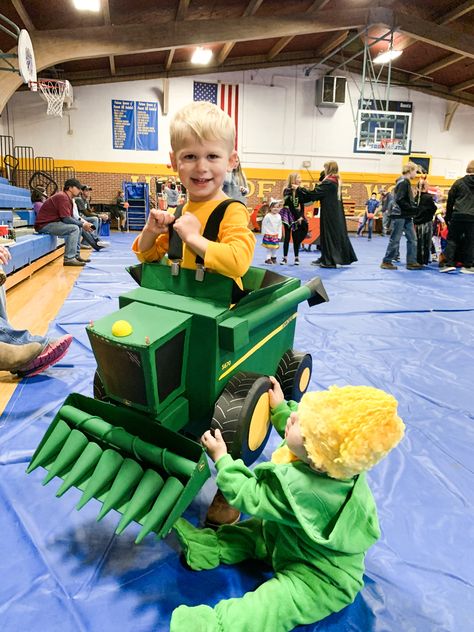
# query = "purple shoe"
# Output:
<box><xmin>16</xmin><ymin>334</ymin><xmax>73</xmax><ymax>377</ymax></box>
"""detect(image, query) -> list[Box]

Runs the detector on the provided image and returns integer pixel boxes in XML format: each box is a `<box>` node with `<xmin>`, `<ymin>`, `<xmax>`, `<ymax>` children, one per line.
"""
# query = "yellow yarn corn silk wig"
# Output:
<box><xmin>298</xmin><ymin>385</ymin><xmax>405</xmax><ymax>480</ymax></box>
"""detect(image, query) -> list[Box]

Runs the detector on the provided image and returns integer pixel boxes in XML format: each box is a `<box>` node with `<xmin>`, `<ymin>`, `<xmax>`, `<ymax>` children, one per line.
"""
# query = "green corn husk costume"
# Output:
<box><xmin>171</xmin><ymin>400</ymin><xmax>381</xmax><ymax>632</ymax></box>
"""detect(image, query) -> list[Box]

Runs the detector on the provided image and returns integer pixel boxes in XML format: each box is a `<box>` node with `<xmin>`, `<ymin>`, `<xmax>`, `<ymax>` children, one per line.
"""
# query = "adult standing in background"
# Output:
<box><xmin>222</xmin><ymin>155</ymin><xmax>249</xmax><ymax>204</ymax></box>
<box><xmin>440</xmin><ymin>160</ymin><xmax>474</xmax><ymax>273</ymax></box>
<box><xmin>380</xmin><ymin>162</ymin><xmax>423</xmax><ymax>271</ymax></box>
<box><xmin>280</xmin><ymin>173</ymin><xmax>314</xmax><ymax>265</ymax></box>
<box><xmin>164</xmin><ymin>177</ymin><xmax>181</xmax><ymax>210</ymax></box>
<box><xmin>413</xmin><ymin>178</ymin><xmax>437</xmax><ymax>266</ymax></box>
<box><xmin>380</xmin><ymin>187</ymin><xmax>394</xmax><ymax>236</ymax></box>
<box><xmin>311</xmin><ymin>162</ymin><xmax>357</xmax><ymax>268</ymax></box>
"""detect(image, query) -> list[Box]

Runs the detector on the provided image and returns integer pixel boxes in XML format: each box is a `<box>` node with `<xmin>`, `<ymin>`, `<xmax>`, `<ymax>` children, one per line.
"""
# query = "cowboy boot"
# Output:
<box><xmin>0</xmin><ymin>341</ymin><xmax>42</xmax><ymax>372</ymax></box>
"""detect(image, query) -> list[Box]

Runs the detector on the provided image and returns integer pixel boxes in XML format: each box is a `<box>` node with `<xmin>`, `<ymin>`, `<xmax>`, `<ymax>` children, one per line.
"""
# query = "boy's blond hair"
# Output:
<box><xmin>298</xmin><ymin>385</ymin><xmax>405</xmax><ymax>480</ymax></box>
<box><xmin>170</xmin><ymin>101</ymin><xmax>235</xmax><ymax>153</ymax></box>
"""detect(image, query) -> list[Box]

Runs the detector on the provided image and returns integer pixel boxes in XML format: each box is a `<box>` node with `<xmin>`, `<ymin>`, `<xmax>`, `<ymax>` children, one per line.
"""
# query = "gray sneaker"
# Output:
<box><xmin>97</xmin><ymin>240</ymin><xmax>110</xmax><ymax>247</ymax></box>
<box><xmin>460</xmin><ymin>266</ymin><xmax>474</xmax><ymax>274</ymax></box>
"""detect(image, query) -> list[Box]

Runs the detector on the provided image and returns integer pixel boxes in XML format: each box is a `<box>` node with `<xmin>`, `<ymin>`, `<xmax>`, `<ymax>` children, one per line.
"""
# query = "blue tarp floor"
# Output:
<box><xmin>0</xmin><ymin>231</ymin><xmax>472</xmax><ymax>631</ymax></box>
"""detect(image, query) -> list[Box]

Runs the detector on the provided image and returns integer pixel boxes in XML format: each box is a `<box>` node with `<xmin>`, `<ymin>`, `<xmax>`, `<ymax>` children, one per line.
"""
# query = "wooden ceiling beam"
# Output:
<box><xmin>243</xmin><ymin>0</ymin><xmax>265</xmax><ymax>17</ymax></box>
<box><xmin>217</xmin><ymin>41</ymin><xmax>235</xmax><ymax>64</ymax></box>
<box><xmin>101</xmin><ymin>1</ymin><xmax>115</xmax><ymax>77</ymax></box>
<box><xmin>317</xmin><ymin>30</ymin><xmax>349</xmax><ymax>57</ymax></box>
<box><xmin>436</xmin><ymin>0</ymin><xmax>474</xmax><ymax>25</ymax></box>
<box><xmin>394</xmin><ymin>10</ymin><xmax>474</xmax><ymax>58</ymax></box>
<box><xmin>307</xmin><ymin>0</ymin><xmax>331</xmax><ymax>12</ymax></box>
<box><xmin>11</xmin><ymin>0</ymin><xmax>35</xmax><ymax>32</ymax></box>
<box><xmin>60</xmin><ymin>52</ymin><xmax>474</xmax><ymax>108</ymax></box>
<box><xmin>27</xmin><ymin>9</ymin><xmax>378</xmax><ymax>65</ymax></box>
<box><xmin>451</xmin><ymin>78</ymin><xmax>474</xmax><ymax>93</ymax></box>
<box><xmin>409</xmin><ymin>53</ymin><xmax>464</xmax><ymax>82</ymax></box>
<box><xmin>176</xmin><ymin>0</ymin><xmax>191</xmax><ymax>21</ymax></box>
<box><xmin>165</xmin><ymin>48</ymin><xmax>175</xmax><ymax>71</ymax></box>
<box><xmin>267</xmin><ymin>36</ymin><xmax>294</xmax><ymax>60</ymax></box>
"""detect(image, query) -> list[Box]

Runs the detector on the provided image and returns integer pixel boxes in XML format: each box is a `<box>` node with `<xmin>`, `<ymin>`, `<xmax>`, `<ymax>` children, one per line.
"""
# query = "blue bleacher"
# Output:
<box><xmin>3</xmin><ymin>234</ymin><xmax>60</xmax><ymax>274</ymax></box>
<box><xmin>0</xmin><ymin>180</ymin><xmax>61</xmax><ymax>278</ymax></box>
<box><xmin>0</xmin><ymin>181</ymin><xmax>33</xmax><ymax>210</ymax></box>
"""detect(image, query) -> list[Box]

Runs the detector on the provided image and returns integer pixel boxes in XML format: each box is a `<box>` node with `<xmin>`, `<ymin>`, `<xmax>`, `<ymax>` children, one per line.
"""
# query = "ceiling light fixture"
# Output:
<box><xmin>373</xmin><ymin>48</ymin><xmax>403</xmax><ymax>65</ymax></box>
<box><xmin>191</xmin><ymin>47</ymin><xmax>213</xmax><ymax>65</ymax></box>
<box><xmin>73</xmin><ymin>0</ymin><xmax>101</xmax><ymax>12</ymax></box>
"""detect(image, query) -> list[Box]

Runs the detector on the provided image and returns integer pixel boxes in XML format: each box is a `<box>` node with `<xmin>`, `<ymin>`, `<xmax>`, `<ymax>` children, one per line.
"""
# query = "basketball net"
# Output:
<box><xmin>380</xmin><ymin>138</ymin><xmax>397</xmax><ymax>155</ymax></box>
<box><xmin>31</xmin><ymin>79</ymin><xmax>68</xmax><ymax>117</ymax></box>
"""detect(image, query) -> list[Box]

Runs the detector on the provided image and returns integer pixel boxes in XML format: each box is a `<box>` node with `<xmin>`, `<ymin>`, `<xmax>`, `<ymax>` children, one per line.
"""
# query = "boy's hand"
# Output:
<box><xmin>144</xmin><ymin>208</ymin><xmax>175</xmax><ymax>235</ymax></box>
<box><xmin>268</xmin><ymin>376</ymin><xmax>285</xmax><ymax>408</ymax></box>
<box><xmin>174</xmin><ymin>212</ymin><xmax>201</xmax><ymax>242</ymax></box>
<box><xmin>201</xmin><ymin>428</ymin><xmax>228</xmax><ymax>463</ymax></box>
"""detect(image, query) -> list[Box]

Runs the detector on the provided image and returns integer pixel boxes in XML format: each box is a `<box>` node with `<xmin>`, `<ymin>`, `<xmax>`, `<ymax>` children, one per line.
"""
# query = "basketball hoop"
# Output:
<box><xmin>29</xmin><ymin>79</ymin><xmax>73</xmax><ymax>117</ymax></box>
<box><xmin>380</xmin><ymin>139</ymin><xmax>398</xmax><ymax>155</ymax></box>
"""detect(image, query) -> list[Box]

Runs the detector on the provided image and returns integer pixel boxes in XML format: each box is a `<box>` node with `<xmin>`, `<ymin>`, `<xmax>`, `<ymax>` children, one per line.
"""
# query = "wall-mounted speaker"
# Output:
<box><xmin>315</xmin><ymin>76</ymin><xmax>347</xmax><ymax>107</ymax></box>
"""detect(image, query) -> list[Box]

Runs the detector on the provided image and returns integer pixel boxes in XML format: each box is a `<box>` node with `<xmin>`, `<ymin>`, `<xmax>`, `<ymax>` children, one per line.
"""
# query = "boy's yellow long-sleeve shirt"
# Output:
<box><xmin>132</xmin><ymin>199</ymin><xmax>256</xmax><ymax>284</ymax></box>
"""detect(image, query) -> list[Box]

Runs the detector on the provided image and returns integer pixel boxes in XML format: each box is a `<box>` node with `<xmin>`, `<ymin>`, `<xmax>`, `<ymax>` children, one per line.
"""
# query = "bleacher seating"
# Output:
<box><xmin>0</xmin><ymin>177</ymin><xmax>65</xmax><ymax>289</ymax></box>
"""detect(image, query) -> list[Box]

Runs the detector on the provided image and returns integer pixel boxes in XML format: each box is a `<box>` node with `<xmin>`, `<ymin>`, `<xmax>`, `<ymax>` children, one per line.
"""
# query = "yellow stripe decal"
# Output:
<box><xmin>218</xmin><ymin>313</ymin><xmax>297</xmax><ymax>381</ymax></box>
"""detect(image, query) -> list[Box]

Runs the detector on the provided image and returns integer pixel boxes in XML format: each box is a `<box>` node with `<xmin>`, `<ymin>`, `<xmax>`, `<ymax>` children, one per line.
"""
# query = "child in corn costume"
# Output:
<box><xmin>171</xmin><ymin>378</ymin><xmax>405</xmax><ymax>632</ymax></box>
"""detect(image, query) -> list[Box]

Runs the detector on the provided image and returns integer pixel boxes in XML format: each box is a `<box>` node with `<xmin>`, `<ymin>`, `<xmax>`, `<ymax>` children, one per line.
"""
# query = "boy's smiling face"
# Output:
<box><xmin>170</xmin><ymin>137</ymin><xmax>237</xmax><ymax>203</ymax></box>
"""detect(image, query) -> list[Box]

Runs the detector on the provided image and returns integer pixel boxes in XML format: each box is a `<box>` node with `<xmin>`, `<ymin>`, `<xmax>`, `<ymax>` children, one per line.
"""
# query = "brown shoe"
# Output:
<box><xmin>380</xmin><ymin>262</ymin><xmax>397</xmax><ymax>270</ymax></box>
<box><xmin>204</xmin><ymin>489</ymin><xmax>240</xmax><ymax>529</ymax></box>
<box><xmin>407</xmin><ymin>263</ymin><xmax>423</xmax><ymax>270</ymax></box>
<box><xmin>64</xmin><ymin>258</ymin><xmax>85</xmax><ymax>266</ymax></box>
<box><xmin>76</xmin><ymin>256</ymin><xmax>91</xmax><ymax>263</ymax></box>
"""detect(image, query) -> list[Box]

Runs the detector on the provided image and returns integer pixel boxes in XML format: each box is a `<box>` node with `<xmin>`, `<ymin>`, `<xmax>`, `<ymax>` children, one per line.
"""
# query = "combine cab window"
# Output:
<box><xmin>92</xmin><ymin>337</ymin><xmax>147</xmax><ymax>406</ymax></box>
<box><xmin>156</xmin><ymin>330</ymin><xmax>185</xmax><ymax>403</ymax></box>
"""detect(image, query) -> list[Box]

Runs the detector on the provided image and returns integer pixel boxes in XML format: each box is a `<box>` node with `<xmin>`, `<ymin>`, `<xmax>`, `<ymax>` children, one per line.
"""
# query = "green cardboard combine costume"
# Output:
<box><xmin>27</xmin><ymin>261</ymin><xmax>328</xmax><ymax>543</ymax></box>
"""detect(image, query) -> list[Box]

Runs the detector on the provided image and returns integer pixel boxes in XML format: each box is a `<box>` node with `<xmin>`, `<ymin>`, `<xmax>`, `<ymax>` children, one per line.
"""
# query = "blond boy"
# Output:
<box><xmin>133</xmin><ymin>102</ymin><xmax>255</xmax><ymax>284</ymax></box>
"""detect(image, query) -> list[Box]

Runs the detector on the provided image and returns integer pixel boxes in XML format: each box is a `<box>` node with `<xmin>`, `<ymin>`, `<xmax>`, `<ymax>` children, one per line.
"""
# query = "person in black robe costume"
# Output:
<box><xmin>311</xmin><ymin>161</ymin><xmax>357</xmax><ymax>267</ymax></box>
<box><xmin>280</xmin><ymin>173</ymin><xmax>318</xmax><ymax>265</ymax></box>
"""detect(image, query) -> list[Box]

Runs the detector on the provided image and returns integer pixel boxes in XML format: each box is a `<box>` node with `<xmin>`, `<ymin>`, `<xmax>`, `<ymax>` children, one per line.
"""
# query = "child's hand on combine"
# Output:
<box><xmin>145</xmin><ymin>208</ymin><xmax>175</xmax><ymax>235</ymax></box>
<box><xmin>268</xmin><ymin>376</ymin><xmax>285</xmax><ymax>408</ymax></box>
<box><xmin>201</xmin><ymin>428</ymin><xmax>228</xmax><ymax>463</ymax></box>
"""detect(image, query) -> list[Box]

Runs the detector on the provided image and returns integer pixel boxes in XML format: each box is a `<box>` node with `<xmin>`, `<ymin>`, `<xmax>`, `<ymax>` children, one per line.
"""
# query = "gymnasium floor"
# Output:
<box><xmin>0</xmin><ymin>232</ymin><xmax>472</xmax><ymax>631</ymax></box>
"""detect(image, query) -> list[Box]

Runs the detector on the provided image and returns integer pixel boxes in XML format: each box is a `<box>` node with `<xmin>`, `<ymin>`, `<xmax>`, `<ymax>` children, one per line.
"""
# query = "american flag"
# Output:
<box><xmin>193</xmin><ymin>81</ymin><xmax>240</xmax><ymax>149</ymax></box>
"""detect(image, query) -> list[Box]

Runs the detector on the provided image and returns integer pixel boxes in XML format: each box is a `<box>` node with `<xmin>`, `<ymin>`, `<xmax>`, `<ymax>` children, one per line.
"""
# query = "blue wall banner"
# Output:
<box><xmin>112</xmin><ymin>100</ymin><xmax>135</xmax><ymax>150</ymax></box>
<box><xmin>112</xmin><ymin>100</ymin><xmax>158</xmax><ymax>151</ymax></box>
<box><xmin>136</xmin><ymin>101</ymin><xmax>158</xmax><ymax>151</ymax></box>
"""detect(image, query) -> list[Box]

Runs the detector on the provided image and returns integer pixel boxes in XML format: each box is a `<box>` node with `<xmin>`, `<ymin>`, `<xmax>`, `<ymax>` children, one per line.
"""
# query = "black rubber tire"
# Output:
<box><xmin>211</xmin><ymin>372</ymin><xmax>272</xmax><ymax>466</ymax></box>
<box><xmin>93</xmin><ymin>370</ymin><xmax>109</xmax><ymax>401</ymax></box>
<box><xmin>275</xmin><ymin>350</ymin><xmax>312</xmax><ymax>402</ymax></box>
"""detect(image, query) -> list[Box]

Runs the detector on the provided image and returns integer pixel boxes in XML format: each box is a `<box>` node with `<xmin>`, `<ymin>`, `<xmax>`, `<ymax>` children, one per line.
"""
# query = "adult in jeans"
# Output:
<box><xmin>0</xmin><ymin>246</ymin><xmax>72</xmax><ymax>376</ymax></box>
<box><xmin>35</xmin><ymin>178</ymin><xmax>93</xmax><ymax>266</ymax></box>
<box><xmin>380</xmin><ymin>163</ymin><xmax>423</xmax><ymax>271</ymax></box>
<box><xmin>380</xmin><ymin>188</ymin><xmax>394</xmax><ymax>236</ymax></box>
<box><xmin>75</xmin><ymin>185</ymin><xmax>109</xmax><ymax>242</ymax></box>
<box><xmin>440</xmin><ymin>160</ymin><xmax>474</xmax><ymax>274</ymax></box>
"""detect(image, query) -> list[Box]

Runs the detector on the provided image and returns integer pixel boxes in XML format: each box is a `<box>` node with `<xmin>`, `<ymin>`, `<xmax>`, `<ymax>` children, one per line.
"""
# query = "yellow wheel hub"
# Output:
<box><xmin>299</xmin><ymin>367</ymin><xmax>311</xmax><ymax>393</ymax></box>
<box><xmin>248</xmin><ymin>393</ymin><xmax>270</xmax><ymax>451</ymax></box>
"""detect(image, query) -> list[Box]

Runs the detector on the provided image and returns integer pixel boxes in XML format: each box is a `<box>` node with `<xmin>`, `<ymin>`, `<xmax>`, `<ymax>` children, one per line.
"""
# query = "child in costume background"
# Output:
<box><xmin>132</xmin><ymin>101</ymin><xmax>255</xmax><ymax>289</ymax></box>
<box><xmin>261</xmin><ymin>199</ymin><xmax>283</xmax><ymax>264</ymax></box>
<box><xmin>170</xmin><ymin>378</ymin><xmax>405</xmax><ymax>632</ymax></box>
<box><xmin>357</xmin><ymin>192</ymin><xmax>380</xmax><ymax>240</ymax></box>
